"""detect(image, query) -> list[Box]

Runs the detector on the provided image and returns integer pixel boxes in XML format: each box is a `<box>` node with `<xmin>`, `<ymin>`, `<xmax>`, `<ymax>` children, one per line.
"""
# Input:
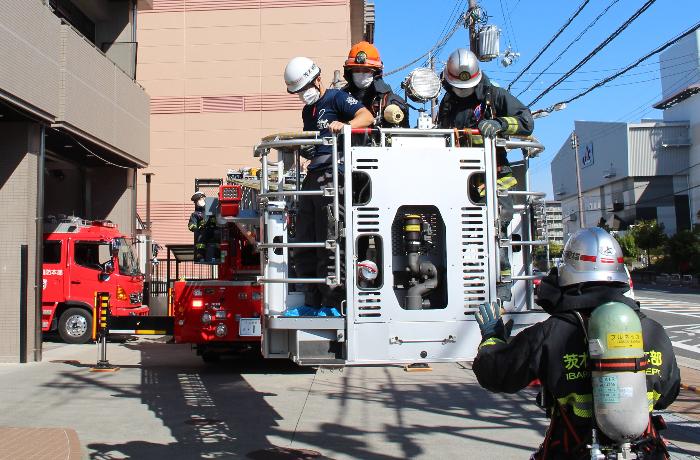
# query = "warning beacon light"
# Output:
<box><xmin>218</xmin><ymin>184</ymin><xmax>242</xmax><ymax>217</ymax></box>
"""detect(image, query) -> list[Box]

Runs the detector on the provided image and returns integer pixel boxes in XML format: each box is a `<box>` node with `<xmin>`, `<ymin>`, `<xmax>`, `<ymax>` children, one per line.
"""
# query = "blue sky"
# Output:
<box><xmin>374</xmin><ymin>0</ymin><xmax>698</xmax><ymax>198</ymax></box>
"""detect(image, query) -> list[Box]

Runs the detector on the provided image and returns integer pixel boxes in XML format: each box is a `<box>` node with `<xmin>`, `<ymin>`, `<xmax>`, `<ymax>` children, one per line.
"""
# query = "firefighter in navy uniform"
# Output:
<box><xmin>188</xmin><ymin>191</ymin><xmax>219</xmax><ymax>263</ymax></box>
<box><xmin>437</xmin><ymin>48</ymin><xmax>534</xmax><ymax>302</ymax></box>
<box><xmin>283</xmin><ymin>57</ymin><xmax>374</xmax><ymax>314</ymax></box>
<box><xmin>472</xmin><ymin>228</ymin><xmax>680</xmax><ymax>460</ymax></box>
<box><xmin>342</xmin><ymin>41</ymin><xmax>409</xmax><ymax>127</ymax></box>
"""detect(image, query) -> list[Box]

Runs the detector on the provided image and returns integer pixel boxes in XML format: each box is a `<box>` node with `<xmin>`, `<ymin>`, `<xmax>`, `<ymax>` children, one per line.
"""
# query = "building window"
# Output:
<box><xmin>44</xmin><ymin>241</ymin><xmax>62</xmax><ymax>264</ymax></box>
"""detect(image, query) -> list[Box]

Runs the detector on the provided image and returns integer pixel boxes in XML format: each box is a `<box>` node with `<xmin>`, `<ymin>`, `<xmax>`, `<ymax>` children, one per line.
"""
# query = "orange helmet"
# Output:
<box><xmin>344</xmin><ymin>41</ymin><xmax>383</xmax><ymax>71</ymax></box>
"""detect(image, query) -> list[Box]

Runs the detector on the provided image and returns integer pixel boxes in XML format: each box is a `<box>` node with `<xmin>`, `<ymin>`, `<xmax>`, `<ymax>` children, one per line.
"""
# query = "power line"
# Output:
<box><xmin>488</xmin><ymin>51</ymin><xmax>699</xmax><ymax>76</ymax></box>
<box><xmin>510</xmin><ymin>58</ymin><xmax>693</xmax><ymax>86</ymax></box>
<box><xmin>515</xmin><ymin>0</ymin><xmax>621</xmax><ymax>97</ymax></box>
<box><xmin>542</xmin><ymin>67</ymin><xmax>698</xmax><ymax>92</ymax></box>
<box><xmin>555</xmin><ymin>21</ymin><xmax>700</xmax><ymax>107</ymax></box>
<box><xmin>528</xmin><ymin>0</ymin><xmax>658</xmax><ymax>107</ymax></box>
<box><xmin>499</xmin><ymin>0</ymin><xmax>519</xmax><ymax>51</ymax></box>
<box><xmin>423</xmin><ymin>1</ymin><xmax>468</xmax><ymax>68</ymax></box>
<box><xmin>528</xmin><ymin>68</ymin><xmax>700</xmax><ymax>176</ymax></box>
<box><xmin>507</xmin><ymin>0</ymin><xmax>591</xmax><ymax>90</ymax></box>
<box><xmin>384</xmin><ymin>13</ymin><xmax>465</xmax><ymax>77</ymax></box>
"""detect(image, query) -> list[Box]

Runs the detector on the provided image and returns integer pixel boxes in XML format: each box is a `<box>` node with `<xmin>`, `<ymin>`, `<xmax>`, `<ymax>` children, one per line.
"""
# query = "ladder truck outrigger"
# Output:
<box><xmin>244</xmin><ymin>123</ymin><xmax>548</xmax><ymax>366</ymax></box>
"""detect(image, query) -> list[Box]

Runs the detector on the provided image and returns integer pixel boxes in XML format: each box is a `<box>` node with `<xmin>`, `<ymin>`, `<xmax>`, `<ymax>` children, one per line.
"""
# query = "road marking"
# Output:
<box><xmin>671</xmin><ymin>341</ymin><xmax>700</xmax><ymax>354</ymax></box>
<box><xmin>637</xmin><ymin>296</ymin><xmax>700</xmax><ymax>320</ymax></box>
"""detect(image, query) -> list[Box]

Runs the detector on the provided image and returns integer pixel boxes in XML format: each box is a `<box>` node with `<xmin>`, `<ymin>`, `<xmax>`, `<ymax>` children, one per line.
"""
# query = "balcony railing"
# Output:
<box><xmin>102</xmin><ymin>41</ymin><xmax>138</xmax><ymax>80</ymax></box>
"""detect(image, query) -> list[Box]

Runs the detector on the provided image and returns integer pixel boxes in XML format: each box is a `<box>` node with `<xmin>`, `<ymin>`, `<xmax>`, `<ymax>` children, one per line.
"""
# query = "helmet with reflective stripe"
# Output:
<box><xmin>284</xmin><ymin>57</ymin><xmax>321</xmax><ymax>93</ymax></box>
<box><xmin>344</xmin><ymin>41</ymin><xmax>383</xmax><ymax>71</ymax></box>
<box><xmin>558</xmin><ymin>227</ymin><xmax>629</xmax><ymax>287</ymax></box>
<box><xmin>443</xmin><ymin>48</ymin><xmax>482</xmax><ymax>89</ymax></box>
<box><xmin>191</xmin><ymin>191</ymin><xmax>206</xmax><ymax>202</ymax></box>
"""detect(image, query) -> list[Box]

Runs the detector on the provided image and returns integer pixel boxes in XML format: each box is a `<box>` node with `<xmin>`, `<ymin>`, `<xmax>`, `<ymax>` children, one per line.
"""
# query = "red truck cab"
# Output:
<box><xmin>42</xmin><ymin>217</ymin><xmax>148</xmax><ymax>343</ymax></box>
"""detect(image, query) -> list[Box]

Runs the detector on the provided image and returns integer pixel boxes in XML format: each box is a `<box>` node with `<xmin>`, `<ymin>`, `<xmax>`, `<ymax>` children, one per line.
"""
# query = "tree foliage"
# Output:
<box><xmin>615</xmin><ymin>232</ymin><xmax>638</xmax><ymax>258</ymax></box>
<box><xmin>630</xmin><ymin>220</ymin><xmax>666</xmax><ymax>265</ymax></box>
<box><xmin>666</xmin><ymin>229</ymin><xmax>700</xmax><ymax>273</ymax></box>
<box><xmin>549</xmin><ymin>243</ymin><xmax>564</xmax><ymax>258</ymax></box>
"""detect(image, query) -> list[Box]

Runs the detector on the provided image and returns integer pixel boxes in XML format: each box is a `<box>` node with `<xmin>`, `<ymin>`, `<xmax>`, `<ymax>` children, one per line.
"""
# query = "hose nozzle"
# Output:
<box><xmin>383</xmin><ymin>104</ymin><xmax>404</xmax><ymax>125</ymax></box>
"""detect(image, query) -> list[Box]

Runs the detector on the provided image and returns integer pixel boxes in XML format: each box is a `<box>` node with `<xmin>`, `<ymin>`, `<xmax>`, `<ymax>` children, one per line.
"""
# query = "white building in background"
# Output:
<box><xmin>535</xmin><ymin>201</ymin><xmax>564</xmax><ymax>245</ymax></box>
<box><xmin>550</xmin><ymin>120</ymin><xmax>691</xmax><ymax>238</ymax></box>
<box><xmin>550</xmin><ymin>30</ymin><xmax>700</xmax><ymax>241</ymax></box>
<box><xmin>655</xmin><ymin>30</ymin><xmax>700</xmax><ymax>224</ymax></box>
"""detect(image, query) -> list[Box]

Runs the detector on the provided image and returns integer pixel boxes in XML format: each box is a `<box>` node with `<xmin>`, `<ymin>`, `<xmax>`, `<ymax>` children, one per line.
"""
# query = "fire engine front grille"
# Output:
<box><xmin>461</xmin><ymin>206</ymin><xmax>487</xmax><ymax>313</ymax></box>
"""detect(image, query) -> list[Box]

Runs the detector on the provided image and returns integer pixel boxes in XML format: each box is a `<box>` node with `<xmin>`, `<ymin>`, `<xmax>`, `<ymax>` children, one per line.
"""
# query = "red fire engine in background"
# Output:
<box><xmin>42</xmin><ymin>217</ymin><xmax>148</xmax><ymax>344</ymax></box>
<box><xmin>169</xmin><ymin>182</ymin><xmax>264</xmax><ymax>362</ymax></box>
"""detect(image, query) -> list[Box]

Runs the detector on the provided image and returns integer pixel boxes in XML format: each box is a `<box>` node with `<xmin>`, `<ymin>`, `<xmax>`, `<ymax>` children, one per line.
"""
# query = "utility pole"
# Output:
<box><xmin>429</xmin><ymin>53</ymin><xmax>436</xmax><ymax>119</ymax></box>
<box><xmin>571</xmin><ymin>132</ymin><xmax>586</xmax><ymax>229</ymax></box>
<box><xmin>143</xmin><ymin>172</ymin><xmax>154</xmax><ymax>307</ymax></box>
<box><xmin>543</xmin><ymin>202</ymin><xmax>551</xmax><ymax>269</ymax></box>
<box><xmin>468</xmin><ymin>0</ymin><xmax>478</xmax><ymax>54</ymax></box>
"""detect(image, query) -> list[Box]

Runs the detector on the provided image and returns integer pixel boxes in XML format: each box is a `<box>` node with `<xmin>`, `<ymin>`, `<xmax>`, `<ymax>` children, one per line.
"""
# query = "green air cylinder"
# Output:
<box><xmin>588</xmin><ymin>301</ymin><xmax>649</xmax><ymax>442</ymax></box>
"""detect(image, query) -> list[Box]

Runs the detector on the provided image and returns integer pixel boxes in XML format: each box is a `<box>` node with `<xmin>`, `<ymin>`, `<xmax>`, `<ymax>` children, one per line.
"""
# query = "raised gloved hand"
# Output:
<box><xmin>478</xmin><ymin>119</ymin><xmax>504</xmax><ymax>138</ymax></box>
<box><xmin>474</xmin><ymin>302</ymin><xmax>505</xmax><ymax>342</ymax></box>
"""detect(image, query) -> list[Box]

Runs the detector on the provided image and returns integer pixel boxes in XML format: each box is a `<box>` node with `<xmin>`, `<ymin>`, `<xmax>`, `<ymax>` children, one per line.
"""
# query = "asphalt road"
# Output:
<box><xmin>635</xmin><ymin>285</ymin><xmax>700</xmax><ymax>361</ymax></box>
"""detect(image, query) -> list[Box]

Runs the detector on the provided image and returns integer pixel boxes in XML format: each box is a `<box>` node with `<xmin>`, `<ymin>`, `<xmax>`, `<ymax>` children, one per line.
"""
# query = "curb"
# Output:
<box><xmin>680</xmin><ymin>383</ymin><xmax>700</xmax><ymax>394</ymax></box>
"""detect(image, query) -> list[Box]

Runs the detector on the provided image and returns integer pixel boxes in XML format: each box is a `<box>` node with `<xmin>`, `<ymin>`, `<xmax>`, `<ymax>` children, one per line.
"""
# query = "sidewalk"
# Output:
<box><xmin>675</xmin><ymin>360</ymin><xmax>700</xmax><ymax>422</ymax></box>
<box><xmin>0</xmin><ymin>339</ymin><xmax>698</xmax><ymax>459</ymax></box>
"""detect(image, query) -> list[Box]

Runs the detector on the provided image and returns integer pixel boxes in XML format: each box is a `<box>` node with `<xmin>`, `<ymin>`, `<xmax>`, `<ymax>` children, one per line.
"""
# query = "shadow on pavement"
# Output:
<box><xmin>47</xmin><ymin>340</ymin><xmax>549</xmax><ymax>459</ymax></box>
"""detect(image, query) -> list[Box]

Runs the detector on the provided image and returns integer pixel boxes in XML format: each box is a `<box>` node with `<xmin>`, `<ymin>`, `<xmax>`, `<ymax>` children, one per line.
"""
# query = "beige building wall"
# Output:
<box><xmin>136</xmin><ymin>0</ymin><xmax>364</xmax><ymax>246</ymax></box>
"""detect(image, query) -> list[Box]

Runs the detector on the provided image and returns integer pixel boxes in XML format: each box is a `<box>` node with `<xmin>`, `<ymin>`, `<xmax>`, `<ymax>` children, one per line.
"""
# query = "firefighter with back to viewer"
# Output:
<box><xmin>472</xmin><ymin>227</ymin><xmax>680</xmax><ymax>459</ymax></box>
<box><xmin>437</xmin><ymin>48</ymin><xmax>534</xmax><ymax>302</ymax></box>
<box><xmin>283</xmin><ymin>57</ymin><xmax>374</xmax><ymax>316</ymax></box>
<box><xmin>342</xmin><ymin>41</ymin><xmax>409</xmax><ymax>127</ymax></box>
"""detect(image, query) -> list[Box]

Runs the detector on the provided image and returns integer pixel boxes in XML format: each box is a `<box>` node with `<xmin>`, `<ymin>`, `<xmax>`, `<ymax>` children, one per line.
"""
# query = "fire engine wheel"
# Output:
<box><xmin>58</xmin><ymin>308</ymin><xmax>93</xmax><ymax>344</ymax></box>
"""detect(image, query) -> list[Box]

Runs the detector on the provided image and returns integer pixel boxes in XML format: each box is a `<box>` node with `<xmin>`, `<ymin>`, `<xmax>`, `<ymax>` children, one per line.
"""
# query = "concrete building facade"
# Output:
<box><xmin>551</xmin><ymin>120</ymin><xmax>691</xmax><ymax>239</ymax></box>
<box><xmin>656</xmin><ymin>30</ymin><xmax>700</xmax><ymax>225</ymax></box>
<box><xmin>535</xmin><ymin>201</ymin><xmax>564</xmax><ymax>245</ymax></box>
<box><xmin>135</xmin><ymin>0</ymin><xmax>371</xmax><ymax>246</ymax></box>
<box><xmin>0</xmin><ymin>0</ymin><xmax>151</xmax><ymax>362</ymax></box>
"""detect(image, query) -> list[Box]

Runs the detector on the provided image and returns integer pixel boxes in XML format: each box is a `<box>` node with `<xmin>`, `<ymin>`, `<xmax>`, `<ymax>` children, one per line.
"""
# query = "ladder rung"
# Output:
<box><xmin>512</xmin><ymin>275</ymin><xmax>545</xmax><ymax>281</ymax></box>
<box><xmin>505</xmin><ymin>190</ymin><xmax>546</xmax><ymax>198</ymax></box>
<box><xmin>507</xmin><ymin>240</ymin><xmax>548</xmax><ymax>246</ymax></box>
<box><xmin>260</xmin><ymin>190</ymin><xmax>324</xmax><ymax>197</ymax></box>
<box><xmin>258</xmin><ymin>241</ymin><xmax>334</xmax><ymax>249</ymax></box>
<box><xmin>257</xmin><ymin>277</ymin><xmax>328</xmax><ymax>284</ymax></box>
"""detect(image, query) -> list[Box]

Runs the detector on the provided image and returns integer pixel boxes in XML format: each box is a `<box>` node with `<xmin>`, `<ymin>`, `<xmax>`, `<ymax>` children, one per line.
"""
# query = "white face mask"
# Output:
<box><xmin>196</xmin><ymin>198</ymin><xmax>206</xmax><ymax>208</ymax></box>
<box><xmin>352</xmin><ymin>71</ymin><xmax>374</xmax><ymax>89</ymax></box>
<box><xmin>298</xmin><ymin>86</ymin><xmax>321</xmax><ymax>105</ymax></box>
<box><xmin>452</xmin><ymin>86</ymin><xmax>475</xmax><ymax>98</ymax></box>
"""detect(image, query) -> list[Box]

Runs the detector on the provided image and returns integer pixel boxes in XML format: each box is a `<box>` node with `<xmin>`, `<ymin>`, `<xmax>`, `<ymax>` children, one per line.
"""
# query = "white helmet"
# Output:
<box><xmin>558</xmin><ymin>227</ymin><xmax>629</xmax><ymax>287</ymax></box>
<box><xmin>284</xmin><ymin>57</ymin><xmax>320</xmax><ymax>94</ymax></box>
<box><xmin>443</xmin><ymin>48</ymin><xmax>482</xmax><ymax>89</ymax></box>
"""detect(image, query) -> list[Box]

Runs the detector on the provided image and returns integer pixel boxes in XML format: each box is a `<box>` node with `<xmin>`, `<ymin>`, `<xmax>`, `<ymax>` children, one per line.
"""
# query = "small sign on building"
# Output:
<box><xmin>581</xmin><ymin>142</ymin><xmax>594</xmax><ymax>168</ymax></box>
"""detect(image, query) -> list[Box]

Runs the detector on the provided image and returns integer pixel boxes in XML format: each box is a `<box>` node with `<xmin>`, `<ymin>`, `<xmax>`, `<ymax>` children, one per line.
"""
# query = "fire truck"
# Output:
<box><xmin>168</xmin><ymin>181</ymin><xmax>264</xmax><ymax>362</ymax></box>
<box><xmin>166</xmin><ymin>121</ymin><xmax>548</xmax><ymax>365</ymax></box>
<box><xmin>42</xmin><ymin>217</ymin><xmax>147</xmax><ymax>344</ymax></box>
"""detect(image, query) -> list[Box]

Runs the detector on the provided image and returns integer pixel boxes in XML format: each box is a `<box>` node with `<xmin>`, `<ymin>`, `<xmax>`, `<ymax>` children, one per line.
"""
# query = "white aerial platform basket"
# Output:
<box><xmin>251</xmin><ymin>127</ymin><xmax>548</xmax><ymax>366</ymax></box>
